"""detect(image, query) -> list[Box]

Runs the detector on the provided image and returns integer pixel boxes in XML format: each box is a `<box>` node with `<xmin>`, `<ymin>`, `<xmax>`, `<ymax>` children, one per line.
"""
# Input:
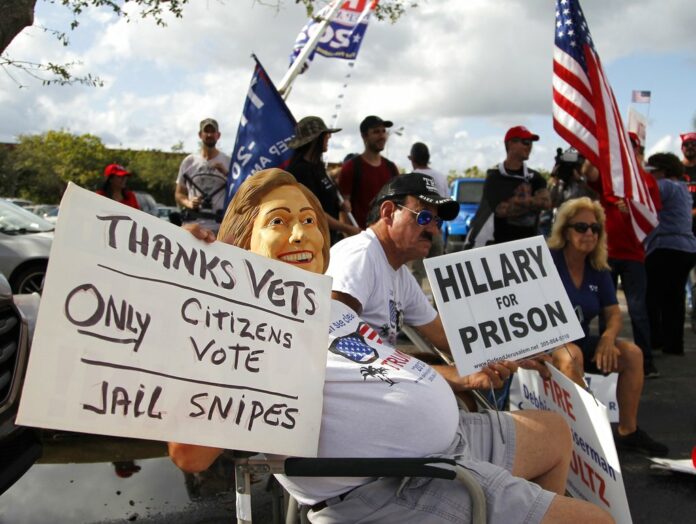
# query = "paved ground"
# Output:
<box><xmin>612</xmin><ymin>293</ymin><xmax>696</xmax><ymax>523</ymax></box>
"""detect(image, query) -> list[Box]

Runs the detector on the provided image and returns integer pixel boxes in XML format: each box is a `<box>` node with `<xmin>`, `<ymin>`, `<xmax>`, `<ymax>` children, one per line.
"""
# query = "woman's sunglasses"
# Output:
<box><xmin>398</xmin><ymin>205</ymin><xmax>444</xmax><ymax>227</ymax></box>
<box><xmin>567</xmin><ymin>222</ymin><xmax>601</xmax><ymax>234</ymax></box>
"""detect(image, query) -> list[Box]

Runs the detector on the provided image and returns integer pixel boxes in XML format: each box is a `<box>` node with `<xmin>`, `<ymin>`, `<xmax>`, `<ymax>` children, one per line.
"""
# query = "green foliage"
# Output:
<box><xmin>295</xmin><ymin>0</ymin><xmax>412</xmax><ymax>23</ymax></box>
<box><xmin>447</xmin><ymin>166</ymin><xmax>485</xmax><ymax>186</ymax></box>
<box><xmin>2</xmin><ymin>0</ymin><xmax>190</xmax><ymax>86</ymax></box>
<box><xmin>0</xmin><ymin>130</ymin><xmax>184</xmax><ymax>205</ymax></box>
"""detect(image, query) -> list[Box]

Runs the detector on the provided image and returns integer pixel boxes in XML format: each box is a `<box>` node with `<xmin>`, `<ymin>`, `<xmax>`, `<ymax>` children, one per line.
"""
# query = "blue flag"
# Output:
<box><xmin>289</xmin><ymin>0</ymin><xmax>377</xmax><ymax>69</ymax></box>
<box><xmin>226</xmin><ymin>57</ymin><xmax>296</xmax><ymax>205</ymax></box>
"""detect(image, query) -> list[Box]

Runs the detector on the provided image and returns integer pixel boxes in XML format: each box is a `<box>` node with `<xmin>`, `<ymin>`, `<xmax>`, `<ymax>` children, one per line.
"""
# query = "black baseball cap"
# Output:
<box><xmin>360</xmin><ymin>115</ymin><xmax>393</xmax><ymax>135</ymax></box>
<box><xmin>374</xmin><ymin>173</ymin><xmax>459</xmax><ymax>221</ymax></box>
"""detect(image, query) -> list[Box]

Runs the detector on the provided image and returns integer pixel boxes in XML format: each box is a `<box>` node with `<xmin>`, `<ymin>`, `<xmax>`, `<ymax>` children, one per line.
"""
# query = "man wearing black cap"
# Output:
<box><xmin>466</xmin><ymin>126</ymin><xmax>550</xmax><ymax>247</ymax></box>
<box><xmin>338</xmin><ymin>115</ymin><xmax>400</xmax><ymax>229</ymax></box>
<box><xmin>327</xmin><ymin>173</ymin><xmax>465</xmax><ymax>354</ymax></box>
<box><xmin>175</xmin><ymin>118</ymin><xmax>230</xmax><ymax>231</ymax></box>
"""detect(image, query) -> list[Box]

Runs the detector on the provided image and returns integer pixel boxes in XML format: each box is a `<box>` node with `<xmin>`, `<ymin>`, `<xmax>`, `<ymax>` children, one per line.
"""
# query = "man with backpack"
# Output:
<box><xmin>338</xmin><ymin>115</ymin><xmax>400</xmax><ymax>229</ymax></box>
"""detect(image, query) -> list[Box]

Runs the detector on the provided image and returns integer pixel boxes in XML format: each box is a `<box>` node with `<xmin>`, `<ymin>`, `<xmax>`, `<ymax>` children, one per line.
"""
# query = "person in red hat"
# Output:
<box><xmin>681</xmin><ymin>132</ymin><xmax>696</xmax><ymax>182</ymax></box>
<box><xmin>465</xmin><ymin>126</ymin><xmax>550</xmax><ymax>247</ymax></box>
<box><xmin>96</xmin><ymin>164</ymin><xmax>140</xmax><ymax>209</ymax></box>
<box><xmin>679</xmin><ymin>132</ymin><xmax>696</xmax><ymax>331</ymax></box>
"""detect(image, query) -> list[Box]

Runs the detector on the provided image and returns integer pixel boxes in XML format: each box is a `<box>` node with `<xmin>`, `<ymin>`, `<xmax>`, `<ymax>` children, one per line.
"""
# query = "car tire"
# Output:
<box><xmin>10</xmin><ymin>263</ymin><xmax>47</xmax><ymax>295</ymax></box>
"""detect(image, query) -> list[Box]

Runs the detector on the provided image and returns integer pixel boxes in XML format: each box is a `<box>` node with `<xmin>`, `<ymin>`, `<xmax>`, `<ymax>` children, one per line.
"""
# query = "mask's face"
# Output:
<box><xmin>250</xmin><ymin>185</ymin><xmax>325</xmax><ymax>275</ymax></box>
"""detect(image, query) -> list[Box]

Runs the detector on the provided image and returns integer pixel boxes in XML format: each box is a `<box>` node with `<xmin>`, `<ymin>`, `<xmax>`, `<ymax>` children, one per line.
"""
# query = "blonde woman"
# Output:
<box><xmin>549</xmin><ymin>197</ymin><xmax>667</xmax><ymax>457</ymax></box>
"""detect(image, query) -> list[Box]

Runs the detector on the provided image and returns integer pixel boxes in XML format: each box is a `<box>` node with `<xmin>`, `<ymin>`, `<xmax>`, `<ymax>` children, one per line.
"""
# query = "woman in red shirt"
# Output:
<box><xmin>96</xmin><ymin>164</ymin><xmax>140</xmax><ymax>209</ymax></box>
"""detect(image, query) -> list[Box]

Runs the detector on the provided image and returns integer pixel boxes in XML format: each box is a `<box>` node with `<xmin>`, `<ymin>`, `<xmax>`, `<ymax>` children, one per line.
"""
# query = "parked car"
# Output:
<box><xmin>156</xmin><ymin>205</ymin><xmax>179</xmax><ymax>220</ymax></box>
<box><xmin>441</xmin><ymin>178</ymin><xmax>485</xmax><ymax>253</ymax></box>
<box><xmin>134</xmin><ymin>191</ymin><xmax>158</xmax><ymax>216</ymax></box>
<box><xmin>0</xmin><ymin>200</ymin><xmax>54</xmax><ymax>294</ymax></box>
<box><xmin>2</xmin><ymin>198</ymin><xmax>33</xmax><ymax>209</ymax></box>
<box><xmin>0</xmin><ymin>274</ymin><xmax>42</xmax><ymax>494</ymax></box>
<box><xmin>25</xmin><ymin>204</ymin><xmax>60</xmax><ymax>224</ymax></box>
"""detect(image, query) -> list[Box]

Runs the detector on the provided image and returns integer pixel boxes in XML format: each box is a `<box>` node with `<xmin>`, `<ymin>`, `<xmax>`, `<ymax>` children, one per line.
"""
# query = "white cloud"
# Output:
<box><xmin>0</xmin><ymin>0</ymin><xmax>694</xmax><ymax>173</ymax></box>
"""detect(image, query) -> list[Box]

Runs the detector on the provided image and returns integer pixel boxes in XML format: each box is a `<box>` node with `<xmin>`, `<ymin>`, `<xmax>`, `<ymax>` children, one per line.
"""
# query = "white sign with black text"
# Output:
<box><xmin>424</xmin><ymin>236</ymin><xmax>584</xmax><ymax>376</ymax></box>
<box><xmin>17</xmin><ymin>183</ymin><xmax>332</xmax><ymax>457</ymax></box>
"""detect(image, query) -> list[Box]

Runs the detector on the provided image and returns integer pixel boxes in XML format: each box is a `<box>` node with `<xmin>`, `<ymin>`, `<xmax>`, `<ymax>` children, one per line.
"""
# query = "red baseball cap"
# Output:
<box><xmin>681</xmin><ymin>132</ymin><xmax>696</xmax><ymax>144</ymax></box>
<box><xmin>504</xmin><ymin>126</ymin><xmax>540</xmax><ymax>142</ymax></box>
<box><xmin>104</xmin><ymin>164</ymin><xmax>131</xmax><ymax>178</ymax></box>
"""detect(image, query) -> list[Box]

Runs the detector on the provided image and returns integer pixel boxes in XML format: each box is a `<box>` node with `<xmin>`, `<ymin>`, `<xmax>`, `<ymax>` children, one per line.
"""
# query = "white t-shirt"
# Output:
<box><xmin>413</xmin><ymin>166</ymin><xmax>449</xmax><ymax>198</ymax></box>
<box><xmin>276</xmin><ymin>300</ymin><xmax>459</xmax><ymax>504</ymax></box>
<box><xmin>176</xmin><ymin>151</ymin><xmax>230</xmax><ymax>214</ymax></box>
<box><xmin>326</xmin><ymin>229</ymin><xmax>437</xmax><ymax>346</ymax></box>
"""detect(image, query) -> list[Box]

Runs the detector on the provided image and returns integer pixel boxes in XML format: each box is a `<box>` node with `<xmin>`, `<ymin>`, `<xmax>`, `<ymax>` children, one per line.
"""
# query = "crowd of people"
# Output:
<box><xmin>91</xmin><ymin>114</ymin><xmax>695</xmax><ymax>522</ymax></box>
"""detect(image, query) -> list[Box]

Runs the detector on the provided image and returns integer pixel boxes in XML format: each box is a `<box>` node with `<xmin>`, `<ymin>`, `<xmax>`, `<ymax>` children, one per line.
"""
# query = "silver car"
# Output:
<box><xmin>0</xmin><ymin>200</ymin><xmax>53</xmax><ymax>294</ymax></box>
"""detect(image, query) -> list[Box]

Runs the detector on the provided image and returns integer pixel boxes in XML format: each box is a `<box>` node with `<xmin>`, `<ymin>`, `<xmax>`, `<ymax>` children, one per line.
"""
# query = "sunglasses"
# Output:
<box><xmin>567</xmin><ymin>222</ymin><xmax>601</xmax><ymax>234</ymax></box>
<box><xmin>683</xmin><ymin>141</ymin><xmax>696</xmax><ymax>148</ymax></box>
<box><xmin>398</xmin><ymin>205</ymin><xmax>443</xmax><ymax>227</ymax></box>
<box><xmin>512</xmin><ymin>139</ymin><xmax>533</xmax><ymax>146</ymax></box>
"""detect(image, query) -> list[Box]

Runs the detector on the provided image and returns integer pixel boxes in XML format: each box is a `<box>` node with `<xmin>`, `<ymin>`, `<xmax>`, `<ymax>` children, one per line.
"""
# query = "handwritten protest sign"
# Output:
<box><xmin>424</xmin><ymin>236</ymin><xmax>584</xmax><ymax>376</ymax></box>
<box><xmin>17</xmin><ymin>183</ymin><xmax>332</xmax><ymax>457</ymax></box>
<box><xmin>512</xmin><ymin>365</ymin><xmax>632</xmax><ymax>524</ymax></box>
<box><xmin>511</xmin><ymin>371</ymin><xmax>619</xmax><ymax>423</ymax></box>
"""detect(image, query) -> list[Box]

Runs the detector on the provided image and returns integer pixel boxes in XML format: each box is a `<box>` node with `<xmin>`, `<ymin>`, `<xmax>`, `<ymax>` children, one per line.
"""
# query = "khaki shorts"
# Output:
<box><xmin>309</xmin><ymin>410</ymin><xmax>555</xmax><ymax>524</ymax></box>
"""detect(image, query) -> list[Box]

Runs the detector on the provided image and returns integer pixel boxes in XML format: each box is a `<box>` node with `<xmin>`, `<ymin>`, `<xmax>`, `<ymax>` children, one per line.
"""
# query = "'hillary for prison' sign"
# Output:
<box><xmin>424</xmin><ymin>236</ymin><xmax>583</xmax><ymax>376</ymax></box>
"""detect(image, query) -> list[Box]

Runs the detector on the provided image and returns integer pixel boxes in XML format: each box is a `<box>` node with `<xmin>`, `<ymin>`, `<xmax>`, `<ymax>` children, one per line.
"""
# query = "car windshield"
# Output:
<box><xmin>0</xmin><ymin>200</ymin><xmax>55</xmax><ymax>234</ymax></box>
<box><xmin>455</xmin><ymin>181</ymin><xmax>485</xmax><ymax>204</ymax></box>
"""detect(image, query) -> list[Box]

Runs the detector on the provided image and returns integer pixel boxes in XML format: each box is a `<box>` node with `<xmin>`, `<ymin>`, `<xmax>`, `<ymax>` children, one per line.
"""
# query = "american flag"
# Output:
<box><xmin>552</xmin><ymin>0</ymin><xmax>658</xmax><ymax>240</ymax></box>
<box><xmin>631</xmin><ymin>90</ymin><xmax>651</xmax><ymax>104</ymax></box>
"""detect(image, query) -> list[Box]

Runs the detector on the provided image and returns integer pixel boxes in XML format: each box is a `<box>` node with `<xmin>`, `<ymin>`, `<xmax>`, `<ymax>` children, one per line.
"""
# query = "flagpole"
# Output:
<box><xmin>278</xmin><ymin>0</ymin><xmax>344</xmax><ymax>98</ymax></box>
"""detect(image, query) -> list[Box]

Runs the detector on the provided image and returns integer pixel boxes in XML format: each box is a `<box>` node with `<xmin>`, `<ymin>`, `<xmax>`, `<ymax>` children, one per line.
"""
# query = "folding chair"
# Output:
<box><xmin>232</xmin><ymin>454</ymin><xmax>487</xmax><ymax>524</ymax></box>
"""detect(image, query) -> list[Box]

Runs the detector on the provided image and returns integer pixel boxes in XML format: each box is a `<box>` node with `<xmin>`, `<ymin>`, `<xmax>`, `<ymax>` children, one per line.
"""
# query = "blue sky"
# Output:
<box><xmin>1</xmin><ymin>0</ymin><xmax>694</xmax><ymax>173</ymax></box>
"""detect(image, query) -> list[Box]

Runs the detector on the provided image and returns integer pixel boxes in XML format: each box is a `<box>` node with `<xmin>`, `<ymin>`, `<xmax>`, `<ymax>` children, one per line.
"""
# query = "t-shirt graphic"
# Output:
<box><xmin>329</xmin><ymin>322</ymin><xmax>380</xmax><ymax>364</ymax></box>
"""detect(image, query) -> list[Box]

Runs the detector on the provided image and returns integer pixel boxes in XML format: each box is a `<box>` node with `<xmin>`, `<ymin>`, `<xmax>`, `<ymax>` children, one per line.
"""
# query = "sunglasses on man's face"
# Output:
<box><xmin>567</xmin><ymin>222</ymin><xmax>601</xmax><ymax>234</ymax></box>
<box><xmin>512</xmin><ymin>139</ymin><xmax>533</xmax><ymax>146</ymax></box>
<box><xmin>683</xmin><ymin>141</ymin><xmax>696</xmax><ymax>148</ymax></box>
<box><xmin>398</xmin><ymin>205</ymin><xmax>443</xmax><ymax>228</ymax></box>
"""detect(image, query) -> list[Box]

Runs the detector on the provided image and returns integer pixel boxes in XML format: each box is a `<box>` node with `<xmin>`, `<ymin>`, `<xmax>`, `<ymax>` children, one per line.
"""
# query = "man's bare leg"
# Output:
<box><xmin>542</xmin><ymin>495</ymin><xmax>614</xmax><ymax>523</ymax></box>
<box><xmin>510</xmin><ymin>410</ymin><xmax>571</xmax><ymax>494</ymax></box>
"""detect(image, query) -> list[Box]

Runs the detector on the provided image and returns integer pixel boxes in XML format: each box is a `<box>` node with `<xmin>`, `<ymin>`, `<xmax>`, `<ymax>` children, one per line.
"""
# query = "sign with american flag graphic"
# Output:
<box><xmin>552</xmin><ymin>0</ymin><xmax>658</xmax><ymax>241</ymax></box>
